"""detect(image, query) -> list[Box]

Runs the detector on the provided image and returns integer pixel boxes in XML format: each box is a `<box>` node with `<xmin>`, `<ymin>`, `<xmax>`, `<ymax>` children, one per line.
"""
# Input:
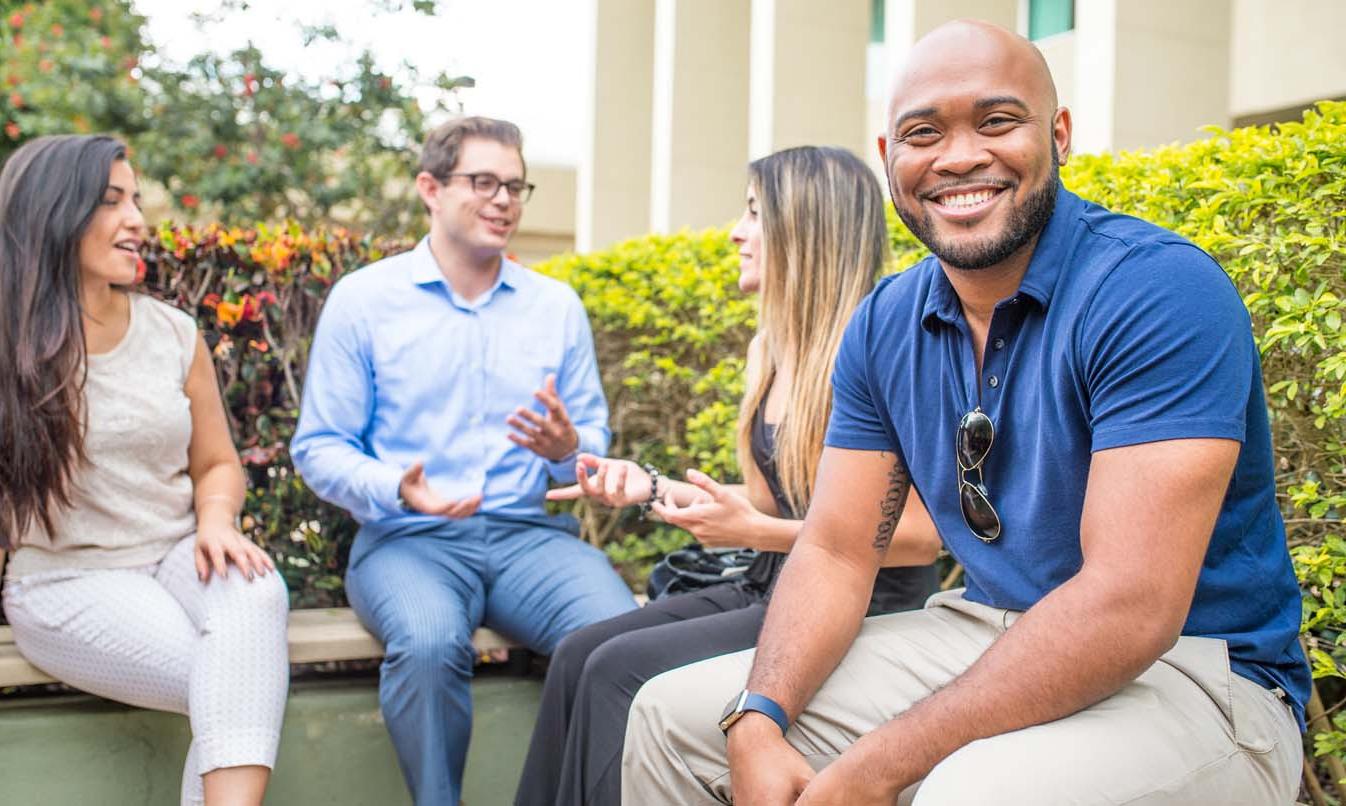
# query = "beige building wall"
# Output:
<box><xmin>577</xmin><ymin>0</ymin><xmax>656</xmax><ymax>253</ymax></box>
<box><xmin>512</xmin><ymin>163</ymin><xmax>575</xmax><ymax>265</ymax></box>
<box><xmin>1230</xmin><ymin>0</ymin><xmax>1346</xmax><ymax>120</ymax></box>
<box><xmin>649</xmin><ymin>0</ymin><xmax>752</xmax><ymax>233</ymax></box>
<box><xmin>749</xmin><ymin>0</ymin><xmax>870</xmax><ymax>160</ymax></box>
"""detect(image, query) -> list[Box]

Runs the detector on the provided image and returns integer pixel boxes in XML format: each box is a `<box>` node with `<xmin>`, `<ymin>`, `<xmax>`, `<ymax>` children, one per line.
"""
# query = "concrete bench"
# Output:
<box><xmin>0</xmin><ymin>606</ymin><xmax>519</xmax><ymax>687</ymax></box>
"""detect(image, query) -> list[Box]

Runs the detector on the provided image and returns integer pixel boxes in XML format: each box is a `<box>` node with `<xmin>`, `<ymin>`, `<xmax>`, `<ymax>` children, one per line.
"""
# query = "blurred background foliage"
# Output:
<box><xmin>0</xmin><ymin>0</ymin><xmax>465</xmax><ymax>234</ymax></box>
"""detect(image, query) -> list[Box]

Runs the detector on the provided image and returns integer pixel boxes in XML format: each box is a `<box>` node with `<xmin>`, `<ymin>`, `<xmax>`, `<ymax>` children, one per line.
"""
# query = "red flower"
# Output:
<box><xmin>134</xmin><ymin>257</ymin><xmax>146</xmax><ymax>283</ymax></box>
<box><xmin>49</xmin><ymin>23</ymin><xmax>63</xmax><ymax>37</ymax></box>
<box><xmin>240</xmin><ymin>295</ymin><xmax>264</xmax><ymax>322</ymax></box>
<box><xmin>3</xmin><ymin>121</ymin><xmax>18</xmax><ymax>140</ymax></box>
<box><xmin>181</xmin><ymin>194</ymin><xmax>199</xmax><ymax>209</ymax></box>
<box><xmin>38</xmin><ymin>59</ymin><xmax>53</xmax><ymax>73</ymax></box>
<box><xmin>8</xmin><ymin>92</ymin><xmax>22</xmax><ymax>108</ymax></box>
<box><xmin>212</xmin><ymin>144</ymin><xmax>227</xmax><ymax>159</ymax></box>
<box><xmin>242</xmin><ymin>73</ymin><xmax>257</xmax><ymax>97</ymax></box>
<box><xmin>202</xmin><ymin>293</ymin><xmax>221</xmax><ymax>309</ymax></box>
<box><xmin>280</xmin><ymin>132</ymin><xmax>300</xmax><ymax>148</ymax></box>
<box><xmin>256</xmin><ymin>290</ymin><xmax>278</xmax><ymax>307</ymax></box>
<box><xmin>89</xmin><ymin>7</ymin><xmax>104</xmax><ymax>23</ymax></box>
<box><xmin>7</xmin><ymin>13</ymin><xmax>22</xmax><ymax>30</ymax></box>
<box><xmin>4</xmin><ymin>75</ymin><xmax>18</xmax><ymax>87</ymax></box>
<box><xmin>246</xmin><ymin>151</ymin><xmax>259</xmax><ymax>165</ymax></box>
<box><xmin>99</xmin><ymin>36</ymin><xmax>111</xmax><ymax>49</ymax></box>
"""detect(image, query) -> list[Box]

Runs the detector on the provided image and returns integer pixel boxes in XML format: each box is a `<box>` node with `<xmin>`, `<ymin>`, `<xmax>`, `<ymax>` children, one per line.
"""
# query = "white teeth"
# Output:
<box><xmin>939</xmin><ymin>190</ymin><xmax>996</xmax><ymax>208</ymax></box>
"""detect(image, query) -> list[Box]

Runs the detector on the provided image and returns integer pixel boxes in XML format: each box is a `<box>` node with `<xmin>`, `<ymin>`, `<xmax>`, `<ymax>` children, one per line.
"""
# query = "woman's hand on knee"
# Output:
<box><xmin>194</xmin><ymin>522</ymin><xmax>276</xmax><ymax>582</ymax></box>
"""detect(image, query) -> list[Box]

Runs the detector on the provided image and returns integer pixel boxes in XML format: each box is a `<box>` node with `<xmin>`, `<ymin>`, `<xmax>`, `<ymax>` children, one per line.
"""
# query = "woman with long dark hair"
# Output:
<box><xmin>514</xmin><ymin>145</ymin><xmax>942</xmax><ymax>805</ymax></box>
<box><xmin>0</xmin><ymin>134</ymin><xmax>290</xmax><ymax>806</ymax></box>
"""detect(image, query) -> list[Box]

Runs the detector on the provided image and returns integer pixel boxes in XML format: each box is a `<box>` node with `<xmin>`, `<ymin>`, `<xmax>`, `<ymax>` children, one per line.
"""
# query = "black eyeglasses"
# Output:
<box><xmin>443</xmin><ymin>172</ymin><xmax>535</xmax><ymax>203</ymax></box>
<box><xmin>957</xmin><ymin>407</ymin><xmax>1001</xmax><ymax>542</ymax></box>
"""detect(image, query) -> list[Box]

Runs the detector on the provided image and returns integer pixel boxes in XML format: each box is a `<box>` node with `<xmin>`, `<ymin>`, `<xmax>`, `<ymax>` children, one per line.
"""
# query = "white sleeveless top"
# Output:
<box><xmin>7</xmin><ymin>294</ymin><xmax>199</xmax><ymax>578</ymax></box>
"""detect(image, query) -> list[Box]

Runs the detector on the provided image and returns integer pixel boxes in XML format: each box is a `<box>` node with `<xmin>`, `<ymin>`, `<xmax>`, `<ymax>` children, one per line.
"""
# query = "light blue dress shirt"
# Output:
<box><xmin>291</xmin><ymin>238</ymin><xmax>610</xmax><ymax>525</ymax></box>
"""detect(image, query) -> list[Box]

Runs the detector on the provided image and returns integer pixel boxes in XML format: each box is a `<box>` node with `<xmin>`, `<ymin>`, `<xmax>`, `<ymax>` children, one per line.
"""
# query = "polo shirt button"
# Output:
<box><xmin>987</xmin><ymin>375</ymin><xmax>1000</xmax><ymax>388</ymax></box>
<box><xmin>993</xmin><ymin>337</ymin><xmax>1006</xmax><ymax>350</ymax></box>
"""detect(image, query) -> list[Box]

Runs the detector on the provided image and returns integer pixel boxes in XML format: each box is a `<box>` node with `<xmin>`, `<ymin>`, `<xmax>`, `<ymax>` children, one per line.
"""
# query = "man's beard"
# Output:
<box><xmin>895</xmin><ymin>149</ymin><xmax>1060</xmax><ymax>271</ymax></box>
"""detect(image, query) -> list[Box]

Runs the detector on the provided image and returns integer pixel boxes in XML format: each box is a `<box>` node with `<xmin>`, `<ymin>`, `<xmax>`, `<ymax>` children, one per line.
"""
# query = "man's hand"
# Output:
<box><xmin>399</xmin><ymin>461</ymin><xmax>482</xmax><ymax>518</ymax></box>
<box><xmin>507</xmin><ymin>373</ymin><xmax>580</xmax><ymax>461</ymax></box>
<box><xmin>545</xmin><ymin>454</ymin><xmax>652</xmax><ymax>507</ymax></box>
<box><xmin>726</xmin><ymin>716</ymin><xmax>814</xmax><ymax>806</ymax></box>
<box><xmin>794</xmin><ymin>732</ymin><xmax>906</xmax><ymax>806</ymax></box>
<box><xmin>651</xmin><ymin>469</ymin><xmax>765</xmax><ymax>549</ymax></box>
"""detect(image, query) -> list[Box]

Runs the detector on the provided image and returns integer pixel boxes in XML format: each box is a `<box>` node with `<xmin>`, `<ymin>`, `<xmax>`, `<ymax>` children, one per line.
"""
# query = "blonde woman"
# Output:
<box><xmin>514</xmin><ymin>145</ymin><xmax>942</xmax><ymax>806</ymax></box>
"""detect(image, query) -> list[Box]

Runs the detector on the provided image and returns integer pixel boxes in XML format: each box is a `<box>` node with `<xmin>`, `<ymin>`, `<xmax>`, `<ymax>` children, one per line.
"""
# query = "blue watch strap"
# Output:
<box><xmin>742</xmin><ymin>692</ymin><xmax>789</xmax><ymax>735</ymax></box>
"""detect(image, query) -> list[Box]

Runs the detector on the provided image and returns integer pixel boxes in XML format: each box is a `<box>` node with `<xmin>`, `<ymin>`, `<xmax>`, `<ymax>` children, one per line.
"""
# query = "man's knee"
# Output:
<box><xmin>384</xmin><ymin>623</ymin><xmax>476</xmax><ymax>681</ymax></box>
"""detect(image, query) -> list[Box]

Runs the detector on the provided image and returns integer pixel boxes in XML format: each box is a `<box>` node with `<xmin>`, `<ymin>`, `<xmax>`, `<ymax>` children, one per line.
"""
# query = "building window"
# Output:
<box><xmin>1028</xmin><ymin>0</ymin><xmax>1073</xmax><ymax>40</ymax></box>
<box><xmin>870</xmin><ymin>0</ymin><xmax>885</xmax><ymax>44</ymax></box>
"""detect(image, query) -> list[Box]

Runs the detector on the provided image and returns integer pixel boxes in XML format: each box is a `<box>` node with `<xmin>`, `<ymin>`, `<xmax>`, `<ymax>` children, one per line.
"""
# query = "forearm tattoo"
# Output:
<box><xmin>873</xmin><ymin>455</ymin><xmax>912</xmax><ymax>556</ymax></box>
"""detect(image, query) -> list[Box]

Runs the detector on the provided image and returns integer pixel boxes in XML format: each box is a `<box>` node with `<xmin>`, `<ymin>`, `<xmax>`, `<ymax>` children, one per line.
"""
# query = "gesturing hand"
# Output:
<box><xmin>546</xmin><ymin>454</ymin><xmax>652</xmax><ymax>508</ymax></box>
<box><xmin>507</xmin><ymin>373</ymin><xmax>580</xmax><ymax>461</ymax></box>
<box><xmin>399</xmin><ymin>461</ymin><xmax>483</xmax><ymax>518</ymax></box>
<box><xmin>194</xmin><ymin>521</ymin><xmax>275</xmax><ymax>582</ymax></box>
<box><xmin>651</xmin><ymin>469</ymin><xmax>762</xmax><ymax>549</ymax></box>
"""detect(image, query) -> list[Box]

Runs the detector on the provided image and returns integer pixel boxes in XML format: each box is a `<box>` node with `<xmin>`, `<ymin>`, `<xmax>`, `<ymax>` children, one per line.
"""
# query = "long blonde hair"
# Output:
<box><xmin>735</xmin><ymin>146</ymin><xmax>887</xmax><ymax>516</ymax></box>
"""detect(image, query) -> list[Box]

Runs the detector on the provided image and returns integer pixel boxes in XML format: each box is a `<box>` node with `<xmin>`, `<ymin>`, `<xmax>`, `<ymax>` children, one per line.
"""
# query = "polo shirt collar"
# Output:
<box><xmin>920</xmin><ymin>182</ymin><xmax>1080</xmax><ymax>330</ymax></box>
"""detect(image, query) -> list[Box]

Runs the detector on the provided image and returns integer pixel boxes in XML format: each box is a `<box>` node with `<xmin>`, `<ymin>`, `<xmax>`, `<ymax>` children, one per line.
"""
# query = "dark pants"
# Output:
<box><xmin>514</xmin><ymin>581</ymin><xmax>766</xmax><ymax>806</ymax></box>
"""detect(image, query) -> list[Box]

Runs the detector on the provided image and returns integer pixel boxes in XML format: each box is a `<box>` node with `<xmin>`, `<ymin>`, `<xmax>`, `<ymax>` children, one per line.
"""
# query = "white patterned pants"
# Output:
<box><xmin>2</xmin><ymin>536</ymin><xmax>290</xmax><ymax>806</ymax></box>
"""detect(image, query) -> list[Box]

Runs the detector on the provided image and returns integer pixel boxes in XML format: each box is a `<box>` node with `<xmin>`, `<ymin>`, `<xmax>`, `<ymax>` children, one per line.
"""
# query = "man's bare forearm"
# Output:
<box><xmin>743</xmin><ymin>452</ymin><xmax>911</xmax><ymax>716</ymax></box>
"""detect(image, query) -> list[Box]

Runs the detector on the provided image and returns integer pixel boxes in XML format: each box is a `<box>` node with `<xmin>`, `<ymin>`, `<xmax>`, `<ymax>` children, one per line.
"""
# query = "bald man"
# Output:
<box><xmin>620</xmin><ymin>20</ymin><xmax>1307</xmax><ymax>805</ymax></box>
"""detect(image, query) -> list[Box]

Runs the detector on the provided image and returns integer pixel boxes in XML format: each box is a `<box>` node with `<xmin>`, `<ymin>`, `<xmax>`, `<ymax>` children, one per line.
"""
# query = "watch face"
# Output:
<box><xmin>719</xmin><ymin>690</ymin><xmax>749</xmax><ymax>733</ymax></box>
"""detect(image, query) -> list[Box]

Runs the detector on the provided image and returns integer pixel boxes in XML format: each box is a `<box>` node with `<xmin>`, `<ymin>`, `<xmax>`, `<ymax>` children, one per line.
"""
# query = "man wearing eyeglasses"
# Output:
<box><xmin>622</xmin><ymin>20</ymin><xmax>1308</xmax><ymax>806</ymax></box>
<box><xmin>291</xmin><ymin>116</ymin><xmax>636</xmax><ymax>806</ymax></box>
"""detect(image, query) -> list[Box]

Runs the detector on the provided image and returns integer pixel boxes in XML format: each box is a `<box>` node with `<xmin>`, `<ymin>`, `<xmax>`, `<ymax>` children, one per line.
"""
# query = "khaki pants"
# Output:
<box><xmin>622</xmin><ymin>590</ymin><xmax>1302</xmax><ymax>805</ymax></box>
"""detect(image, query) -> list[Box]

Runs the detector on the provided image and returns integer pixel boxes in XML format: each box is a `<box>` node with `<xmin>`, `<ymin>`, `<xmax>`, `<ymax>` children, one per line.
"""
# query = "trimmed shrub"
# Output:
<box><xmin>1057</xmin><ymin>101</ymin><xmax>1346</xmax><ymax>789</ymax></box>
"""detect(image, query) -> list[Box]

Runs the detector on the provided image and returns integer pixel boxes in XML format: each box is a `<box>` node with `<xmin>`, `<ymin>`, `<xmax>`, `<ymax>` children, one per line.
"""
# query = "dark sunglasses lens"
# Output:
<box><xmin>957</xmin><ymin>410</ymin><xmax>994</xmax><ymax>469</ymax></box>
<box><xmin>960</xmin><ymin>481</ymin><xmax>1001</xmax><ymax>541</ymax></box>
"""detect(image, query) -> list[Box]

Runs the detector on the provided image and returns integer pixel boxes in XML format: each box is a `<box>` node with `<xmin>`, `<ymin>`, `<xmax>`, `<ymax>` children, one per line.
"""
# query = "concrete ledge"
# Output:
<box><xmin>0</xmin><ymin>674</ymin><xmax>542</xmax><ymax>805</ymax></box>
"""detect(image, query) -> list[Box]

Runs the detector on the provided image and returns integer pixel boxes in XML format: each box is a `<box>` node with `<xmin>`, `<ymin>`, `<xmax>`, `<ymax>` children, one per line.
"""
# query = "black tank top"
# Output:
<box><xmin>743</xmin><ymin>395</ymin><xmax>937</xmax><ymax>616</ymax></box>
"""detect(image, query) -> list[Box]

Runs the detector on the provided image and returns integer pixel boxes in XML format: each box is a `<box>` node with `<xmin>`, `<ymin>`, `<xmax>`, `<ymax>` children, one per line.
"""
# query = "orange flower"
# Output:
<box><xmin>202</xmin><ymin>293</ymin><xmax>221</xmax><ymax>309</ymax></box>
<box><xmin>89</xmin><ymin>7</ymin><xmax>103</xmax><ymax>23</ymax></box>
<box><xmin>216</xmin><ymin>300</ymin><xmax>244</xmax><ymax>326</ymax></box>
<box><xmin>49</xmin><ymin>23</ymin><xmax>63</xmax><ymax>37</ymax></box>
<box><xmin>3</xmin><ymin>121</ymin><xmax>18</xmax><ymax>140</ymax></box>
<box><xmin>7</xmin><ymin>12</ymin><xmax>22</xmax><ymax>29</ymax></box>
<box><xmin>247</xmin><ymin>339</ymin><xmax>270</xmax><ymax>353</ymax></box>
<box><xmin>280</xmin><ymin>132</ymin><xmax>300</xmax><ymax>148</ymax></box>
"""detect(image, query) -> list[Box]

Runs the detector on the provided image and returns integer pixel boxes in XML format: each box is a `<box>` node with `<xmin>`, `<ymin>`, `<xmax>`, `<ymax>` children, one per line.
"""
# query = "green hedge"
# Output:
<box><xmin>1059</xmin><ymin>102</ymin><xmax>1346</xmax><ymax>789</ymax></box>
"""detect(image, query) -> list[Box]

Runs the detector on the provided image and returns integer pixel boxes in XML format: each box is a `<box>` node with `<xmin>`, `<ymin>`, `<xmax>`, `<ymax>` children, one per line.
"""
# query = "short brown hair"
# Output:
<box><xmin>419</xmin><ymin>116</ymin><xmax>526</xmax><ymax>179</ymax></box>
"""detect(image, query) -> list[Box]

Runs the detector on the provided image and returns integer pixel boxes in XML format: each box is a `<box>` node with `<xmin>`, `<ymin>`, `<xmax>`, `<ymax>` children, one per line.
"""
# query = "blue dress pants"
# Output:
<box><xmin>345</xmin><ymin>513</ymin><xmax>637</xmax><ymax>806</ymax></box>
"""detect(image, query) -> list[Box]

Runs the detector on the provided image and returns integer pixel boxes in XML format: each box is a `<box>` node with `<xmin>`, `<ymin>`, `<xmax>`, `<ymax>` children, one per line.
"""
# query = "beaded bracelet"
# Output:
<box><xmin>639</xmin><ymin>463</ymin><xmax>662</xmax><ymax>520</ymax></box>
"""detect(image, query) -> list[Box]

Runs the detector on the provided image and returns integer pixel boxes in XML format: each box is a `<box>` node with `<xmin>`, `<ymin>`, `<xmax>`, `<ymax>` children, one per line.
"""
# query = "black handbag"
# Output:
<box><xmin>646</xmin><ymin>545</ymin><xmax>759</xmax><ymax>601</ymax></box>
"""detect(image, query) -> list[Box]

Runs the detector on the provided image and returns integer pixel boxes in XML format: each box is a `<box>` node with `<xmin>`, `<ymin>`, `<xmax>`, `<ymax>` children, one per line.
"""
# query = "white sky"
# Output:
<box><xmin>133</xmin><ymin>0</ymin><xmax>588</xmax><ymax>165</ymax></box>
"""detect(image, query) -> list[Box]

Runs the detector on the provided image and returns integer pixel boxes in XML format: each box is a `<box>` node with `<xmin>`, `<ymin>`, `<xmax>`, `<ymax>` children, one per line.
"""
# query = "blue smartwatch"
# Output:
<box><xmin>718</xmin><ymin>689</ymin><xmax>789</xmax><ymax>735</ymax></box>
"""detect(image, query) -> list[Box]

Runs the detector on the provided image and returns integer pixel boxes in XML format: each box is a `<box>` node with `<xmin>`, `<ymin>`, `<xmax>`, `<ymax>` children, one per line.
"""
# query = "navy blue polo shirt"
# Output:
<box><xmin>826</xmin><ymin>186</ymin><xmax>1309</xmax><ymax>725</ymax></box>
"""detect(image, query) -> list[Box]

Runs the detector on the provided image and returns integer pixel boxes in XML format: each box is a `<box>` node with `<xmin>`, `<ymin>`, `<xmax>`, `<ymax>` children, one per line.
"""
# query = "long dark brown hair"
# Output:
<box><xmin>0</xmin><ymin>134</ymin><xmax>128</xmax><ymax>548</ymax></box>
